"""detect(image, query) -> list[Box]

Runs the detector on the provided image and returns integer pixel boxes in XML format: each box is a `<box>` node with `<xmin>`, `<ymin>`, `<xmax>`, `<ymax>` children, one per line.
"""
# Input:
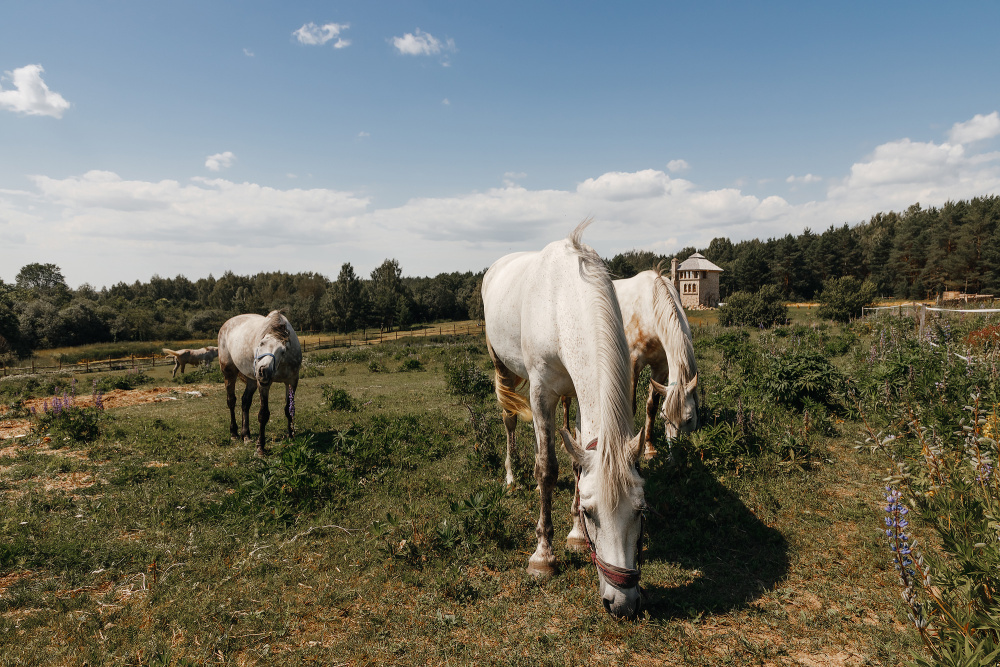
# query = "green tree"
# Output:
<box><xmin>816</xmin><ymin>276</ymin><xmax>877</xmax><ymax>322</ymax></box>
<box><xmin>321</xmin><ymin>263</ymin><xmax>367</xmax><ymax>333</ymax></box>
<box><xmin>15</xmin><ymin>262</ymin><xmax>71</xmax><ymax>306</ymax></box>
<box><xmin>718</xmin><ymin>285</ymin><xmax>787</xmax><ymax>328</ymax></box>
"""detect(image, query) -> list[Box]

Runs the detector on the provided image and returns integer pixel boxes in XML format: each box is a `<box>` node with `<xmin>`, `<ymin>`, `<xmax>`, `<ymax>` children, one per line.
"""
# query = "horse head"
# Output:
<box><xmin>651</xmin><ymin>374</ymin><xmax>699</xmax><ymax>439</ymax></box>
<box><xmin>560</xmin><ymin>427</ymin><xmax>646</xmax><ymax>619</ymax></box>
<box><xmin>253</xmin><ymin>337</ymin><xmax>285</xmax><ymax>385</ymax></box>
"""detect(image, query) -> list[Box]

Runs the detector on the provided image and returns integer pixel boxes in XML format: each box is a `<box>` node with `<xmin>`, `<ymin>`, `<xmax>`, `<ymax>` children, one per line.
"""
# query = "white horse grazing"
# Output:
<box><xmin>218</xmin><ymin>311</ymin><xmax>301</xmax><ymax>457</ymax></box>
<box><xmin>162</xmin><ymin>346</ymin><xmax>219</xmax><ymax>378</ymax></box>
<box><xmin>614</xmin><ymin>269</ymin><xmax>699</xmax><ymax>456</ymax></box>
<box><xmin>483</xmin><ymin>221</ymin><xmax>646</xmax><ymax>619</ymax></box>
<box><xmin>560</xmin><ymin>269</ymin><xmax>699</xmax><ymax>458</ymax></box>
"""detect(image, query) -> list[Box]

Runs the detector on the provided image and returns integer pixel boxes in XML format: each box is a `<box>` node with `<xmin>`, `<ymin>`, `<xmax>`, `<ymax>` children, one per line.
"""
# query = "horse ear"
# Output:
<box><xmin>650</xmin><ymin>378</ymin><xmax>669</xmax><ymax>396</ymax></box>
<box><xmin>559</xmin><ymin>428</ymin><xmax>584</xmax><ymax>465</ymax></box>
<box><xmin>685</xmin><ymin>374</ymin><xmax>698</xmax><ymax>393</ymax></box>
<box><xmin>629</xmin><ymin>429</ymin><xmax>645</xmax><ymax>464</ymax></box>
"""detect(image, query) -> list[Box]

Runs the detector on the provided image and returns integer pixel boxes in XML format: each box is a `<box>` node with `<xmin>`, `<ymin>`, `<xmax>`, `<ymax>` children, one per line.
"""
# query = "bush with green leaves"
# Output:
<box><xmin>718</xmin><ymin>285</ymin><xmax>788</xmax><ymax>328</ymax></box>
<box><xmin>32</xmin><ymin>404</ymin><xmax>103</xmax><ymax>442</ymax></box>
<box><xmin>762</xmin><ymin>348</ymin><xmax>842</xmax><ymax>409</ymax></box>
<box><xmin>238</xmin><ymin>436</ymin><xmax>350</xmax><ymax>524</ymax></box>
<box><xmin>444</xmin><ymin>355</ymin><xmax>494</xmax><ymax>400</ymax></box>
<box><xmin>322</xmin><ymin>385</ymin><xmax>356</xmax><ymax>411</ymax></box>
<box><xmin>817</xmin><ymin>276</ymin><xmax>877</xmax><ymax>323</ymax></box>
<box><xmin>96</xmin><ymin>370</ymin><xmax>153</xmax><ymax>392</ymax></box>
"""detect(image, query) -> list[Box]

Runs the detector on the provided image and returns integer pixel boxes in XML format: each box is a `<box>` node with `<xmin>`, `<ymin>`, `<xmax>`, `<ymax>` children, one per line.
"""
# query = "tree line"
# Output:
<box><xmin>2</xmin><ymin>194</ymin><xmax>999</xmax><ymax>360</ymax></box>
<box><xmin>0</xmin><ymin>260</ymin><xmax>484</xmax><ymax>360</ymax></box>
<box><xmin>607</xmin><ymin>195</ymin><xmax>1000</xmax><ymax>301</ymax></box>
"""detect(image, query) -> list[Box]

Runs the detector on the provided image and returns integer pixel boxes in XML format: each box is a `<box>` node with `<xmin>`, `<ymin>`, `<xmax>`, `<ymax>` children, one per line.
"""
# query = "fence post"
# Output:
<box><xmin>31</xmin><ymin>357</ymin><xmax>34</xmax><ymax>374</ymax></box>
<box><xmin>131</xmin><ymin>355</ymin><xmax>136</xmax><ymax>370</ymax></box>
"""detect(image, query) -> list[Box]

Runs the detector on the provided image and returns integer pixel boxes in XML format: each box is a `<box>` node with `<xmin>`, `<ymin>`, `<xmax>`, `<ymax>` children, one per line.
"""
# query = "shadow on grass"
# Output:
<box><xmin>639</xmin><ymin>454</ymin><xmax>789</xmax><ymax>620</ymax></box>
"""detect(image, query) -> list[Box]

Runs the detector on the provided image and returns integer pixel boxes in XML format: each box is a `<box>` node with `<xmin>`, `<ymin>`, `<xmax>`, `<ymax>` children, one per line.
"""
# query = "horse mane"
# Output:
<box><xmin>651</xmin><ymin>274</ymin><xmax>698</xmax><ymax>421</ymax></box>
<box><xmin>264</xmin><ymin>310</ymin><xmax>290</xmax><ymax>343</ymax></box>
<box><xmin>567</xmin><ymin>220</ymin><xmax>639</xmax><ymax>507</ymax></box>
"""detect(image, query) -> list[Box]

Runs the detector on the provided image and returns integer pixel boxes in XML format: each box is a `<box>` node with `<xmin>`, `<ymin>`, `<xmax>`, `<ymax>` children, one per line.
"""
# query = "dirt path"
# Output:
<box><xmin>0</xmin><ymin>384</ymin><xmax>218</xmax><ymax>440</ymax></box>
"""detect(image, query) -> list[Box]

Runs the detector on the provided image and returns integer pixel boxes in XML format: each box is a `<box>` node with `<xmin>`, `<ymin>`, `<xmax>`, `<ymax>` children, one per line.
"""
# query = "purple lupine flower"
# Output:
<box><xmin>92</xmin><ymin>379</ymin><xmax>104</xmax><ymax>411</ymax></box>
<box><xmin>287</xmin><ymin>386</ymin><xmax>295</xmax><ymax>418</ymax></box>
<box><xmin>884</xmin><ymin>486</ymin><xmax>929</xmax><ymax>630</ymax></box>
<box><xmin>71</xmin><ymin>378</ymin><xmax>77</xmax><ymax>400</ymax></box>
<box><xmin>43</xmin><ymin>400</ymin><xmax>49</xmax><ymax>414</ymax></box>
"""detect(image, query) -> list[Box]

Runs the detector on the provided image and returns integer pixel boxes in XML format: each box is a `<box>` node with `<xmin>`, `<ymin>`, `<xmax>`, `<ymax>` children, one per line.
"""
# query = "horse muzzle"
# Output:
<box><xmin>254</xmin><ymin>352</ymin><xmax>276</xmax><ymax>385</ymax></box>
<box><xmin>601</xmin><ymin>580</ymin><xmax>642</xmax><ymax>619</ymax></box>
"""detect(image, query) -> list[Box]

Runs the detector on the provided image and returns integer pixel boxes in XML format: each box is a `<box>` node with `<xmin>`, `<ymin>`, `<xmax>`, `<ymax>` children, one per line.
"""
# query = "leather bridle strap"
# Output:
<box><xmin>574</xmin><ymin>468</ymin><xmax>643</xmax><ymax>590</ymax></box>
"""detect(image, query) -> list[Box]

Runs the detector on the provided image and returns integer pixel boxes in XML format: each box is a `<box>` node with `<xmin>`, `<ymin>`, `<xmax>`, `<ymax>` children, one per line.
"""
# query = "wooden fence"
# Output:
<box><xmin>1</xmin><ymin>322</ymin><xmax>484</xmax><ymax>378</ymax></box>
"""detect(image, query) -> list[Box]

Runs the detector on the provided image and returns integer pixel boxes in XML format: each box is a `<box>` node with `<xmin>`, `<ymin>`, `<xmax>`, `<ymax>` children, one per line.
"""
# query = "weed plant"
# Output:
<box><xmin>96</xmin><ymin>369</ymin><xmax>154</xmax><ymax>392</ymax></box>
<box><xmin>856</xmin><ymin>313</ymin><xmax>1000</xmax><ymax>665</ymax></box>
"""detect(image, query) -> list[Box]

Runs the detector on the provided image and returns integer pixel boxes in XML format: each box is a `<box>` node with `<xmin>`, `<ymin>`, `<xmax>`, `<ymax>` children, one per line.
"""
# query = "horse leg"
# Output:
<box><xmin>502</xmin><ymin>410</ymin><xmax>518</xmax><ymax>487</ymax></box>
<box><xmin>566</xmin><ymin>457</ymin><xmax>588</xmax><ymax>551</ymax></box>
<box><xmin>560</xmin><ymin>396</ymin><xmax>574</xmax><ymax>438</ymax></box>
<box><xmin>241</xmin><ymin>382</ymin><xmax>257</xmax><ymax>444</ymax></box>
<box><xmin>631</xmin><ymin>359</ymin><xmax>642</xmax><ymax>416</ymax></box>
<box><xmin>223</xmin><ymin>365</ymin><xmax>239</xmax><ymax>440</ymax></box>
<box><xmin>526</xmin><ymin>383</ymin><xmax>559</xmax><ymax>577</ymax></box>
<box><xmin>644</xmin><ymin>368</ymin><xmax>668</xmax><ymax>460</ymax></box>
<box><xmin>283</xmin><ymin>380</ymin><xmax>297</xmax><ymax>439</ymax></box>
<box><xmin>171</xmin><ymin>359</ymin><xmax>179</xmax><ymax>379</ymax></box>
<box><xmin>256</xmin><ymin>383</ymin><xmax>271</xmax><ymax>457</ymax></box>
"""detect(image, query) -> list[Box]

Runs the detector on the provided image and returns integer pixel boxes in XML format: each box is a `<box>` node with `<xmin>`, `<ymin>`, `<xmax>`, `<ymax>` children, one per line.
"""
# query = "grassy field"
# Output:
<box><xmin>0</xmin><ymin>319</ymin><xmax>936</xmax><ymax>666</ymax></box>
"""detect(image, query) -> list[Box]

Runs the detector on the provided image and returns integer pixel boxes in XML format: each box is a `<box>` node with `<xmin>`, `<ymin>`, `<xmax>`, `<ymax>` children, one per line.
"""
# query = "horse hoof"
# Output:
<box><xmin>526</xmin><ymin>561</ymin><xmax>555</xmax><ymax>578</ymax></box>
<box><xmin>565</xmin><ymin>536</ymin><xmax>589</xmax><ymax>552</ymax></box>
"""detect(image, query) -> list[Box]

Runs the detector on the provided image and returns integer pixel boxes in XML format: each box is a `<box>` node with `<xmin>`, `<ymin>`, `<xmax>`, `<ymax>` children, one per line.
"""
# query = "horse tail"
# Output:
<box><xmin>485</xmin><ymin>333</ymin><xmax>532</xmax><ymax>421</ymax></box>
<box><xmin>162</xmin><ymin>348</ymin><xmax>179</xmax><ymax>357</ymax></box>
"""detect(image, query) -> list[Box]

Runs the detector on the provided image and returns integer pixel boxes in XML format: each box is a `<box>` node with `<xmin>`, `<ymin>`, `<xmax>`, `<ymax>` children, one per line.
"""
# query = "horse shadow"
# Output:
<box><xmin>637</xmin><ymin>451</ymin><xmax>789</xmax><ymax>619</ymax></box>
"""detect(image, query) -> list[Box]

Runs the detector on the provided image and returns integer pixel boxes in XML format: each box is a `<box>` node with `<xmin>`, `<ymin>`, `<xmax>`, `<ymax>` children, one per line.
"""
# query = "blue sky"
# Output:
<box><xmin>2</xmin><ymin>1</ymin><xmax>999</xmax><ymax>288</ymax></box>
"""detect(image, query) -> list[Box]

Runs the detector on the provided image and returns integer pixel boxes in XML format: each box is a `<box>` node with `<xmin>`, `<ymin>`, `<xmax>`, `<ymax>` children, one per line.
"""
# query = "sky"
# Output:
<box><xmin>2</xmin><ymin>1</ymin><xmax>1000</xmax><ymax>289</ymax></box>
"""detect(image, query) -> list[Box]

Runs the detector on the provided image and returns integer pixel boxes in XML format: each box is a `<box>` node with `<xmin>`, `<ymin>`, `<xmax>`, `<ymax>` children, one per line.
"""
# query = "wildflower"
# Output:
<box><xmin>884</xmin><ymin>486</ymin><xmax>930</xmax><ymax>630</ymax></box>
<box><xmin>92</xmin><ymin>379</ymin><xmax>105</xmax><ymax>411</ymax></box>
<box><xmin>288</xmin><ymin>386</ymin><xmax>296</xmax><ymax>418</ymax></box>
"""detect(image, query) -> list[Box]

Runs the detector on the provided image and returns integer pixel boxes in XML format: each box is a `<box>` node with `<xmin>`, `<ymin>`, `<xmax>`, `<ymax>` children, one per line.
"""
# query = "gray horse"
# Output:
<box><xmin>218</xmin><ymin>311</ymin><xmax>301</xmax><ymax>456</ymax></box>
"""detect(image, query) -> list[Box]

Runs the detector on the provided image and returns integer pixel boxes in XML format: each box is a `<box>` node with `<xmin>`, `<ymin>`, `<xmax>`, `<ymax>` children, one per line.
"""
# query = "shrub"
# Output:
<box><xmin>322</xmin><ymin>385</ymin><xmax>356</xmax><ymax>411</ymax></box>
<box><xmin>238</xmin><ymin>436</ymin><xmax>348</xmax><ymax>523</ymax></box>
<box><xmin>399</xmin><ymin>357</ymin><xmax>424</xmax><ymax>372</ymax></box>
<box><xmin>718</xmin><ymin>285</ymin><xmax>788</xmax><ymax>328</ymax></box>
<box><xmin>96</xmin><ymin>370</ymin><xmax>153</xmax><ymax>392</ymax></box>
<box><xmin>444</xmin><ymin>356</ymin><xmax>494</xmax><ymax>400</ymax></box>
<box><xmin>174</xmin><ymin>364</ymin><xmax>224</xmax><ymax>384</ymax></box>
<box><xmin>816</xmin><ymin>276</ymin><xmax>877</xmax><ymax>323</ymax></box>
<box><xmin>761</xmin><ymin>348</ymin><xmax>842</xmax><ymax>409</ymax></box>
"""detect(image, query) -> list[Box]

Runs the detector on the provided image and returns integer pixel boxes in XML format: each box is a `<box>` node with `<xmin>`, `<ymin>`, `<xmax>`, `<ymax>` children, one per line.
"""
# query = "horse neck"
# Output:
<box><xmin>565</xmin><ymin>230</ymin><xmax>636</xmax><ymax>506</ymax></box>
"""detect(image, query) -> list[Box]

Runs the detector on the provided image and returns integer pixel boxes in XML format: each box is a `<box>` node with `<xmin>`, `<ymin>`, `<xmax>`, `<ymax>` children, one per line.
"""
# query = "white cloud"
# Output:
<box><xmin>205</xmin><ymin>152</ymin><xmax>236</xmax><ymax>172</ymax></box>
<box><xmin>293</xmin><ymin>22</ymin><xmax>351</xmax><ymax>48</ymax></box>
<box><xmin>442</xmin><ymin>98</ymin><xmax>450</xmax><ymax>106</ymax></box>
<box><xmin>26</xmin><ymin>170</ymin><xmax>371</xmax><ymax>247</ymax></box>
<box><xmin>667</xmin><ymin>159</ymin><xmax>690</xmax><ymax>173</ymax></box>
<box><xmin>948</xmin><ymin>112</ymin><xmax>1000</xmax><ymax>144</ymax></box>
<box><xmin>786</xmin><ymin>173</ymin><xmax>822</xmax><ymax>184</ymax></box>
<box><xmin>391</xmin><ymin>29</ymin><xmax>454</xmax><ymax>56</ymax></box>
<box><xmin>577</xmin><ymin>169</ymin><xmax>677</xmax><ymax>201</ymax></box>
<box><xmin>5</xmin><ymin>111</ymin><xmax>1000</xmax><ymax>286</ymax></box>
<box><xmin>357</xmin><ymin>131</ymin><xmax>370</xmax><ymax>139</ymax></box>
<box><xmin>0</xmin><ymin>64</ymin><xmax>70</xmax><ymax>118</ymax></box>
<box><xmin>243</xmin><ymin>48</ymin><xmax>255</xmax><ymax>57</ymax></box>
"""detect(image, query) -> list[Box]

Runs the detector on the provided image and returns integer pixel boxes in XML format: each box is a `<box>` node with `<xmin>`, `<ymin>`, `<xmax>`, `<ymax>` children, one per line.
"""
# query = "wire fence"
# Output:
<box><xmin>1</xmin><ymin>321</ymin><xmax>484</xmax><ymax>378</ymax></box>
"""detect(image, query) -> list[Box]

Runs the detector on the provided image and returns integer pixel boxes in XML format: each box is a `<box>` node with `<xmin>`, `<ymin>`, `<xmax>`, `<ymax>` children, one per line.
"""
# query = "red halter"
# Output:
<box><xmin>573</xmin><ymin>456</ymin><xmax>644</xmax><ymax>590</ymax></box>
